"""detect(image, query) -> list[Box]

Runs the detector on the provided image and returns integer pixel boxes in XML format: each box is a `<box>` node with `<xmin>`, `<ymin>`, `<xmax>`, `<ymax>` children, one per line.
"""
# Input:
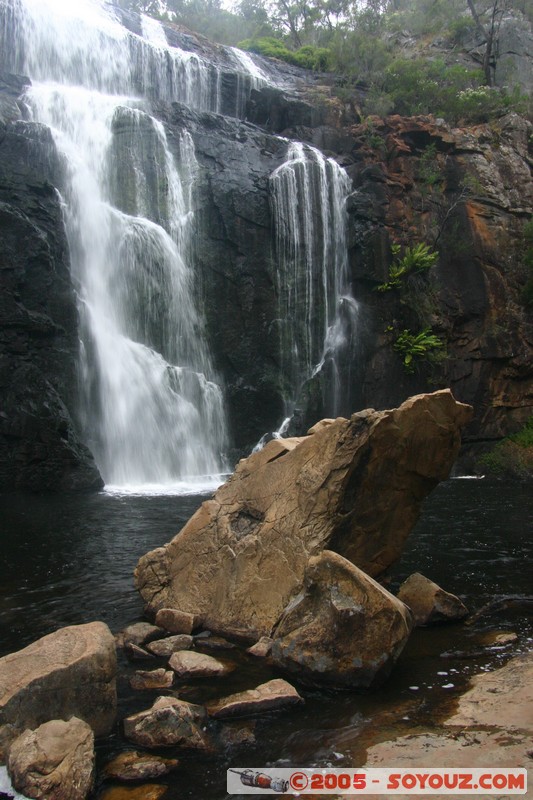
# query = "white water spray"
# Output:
<box><xmin>270</xmin><ymin>141</ymin><xmax>357</xmax><ymax>420</ymax></box>
<box><xmin>7</xmin><ymin>0</ymin><xmax>231</xmax><ymax>488</ymax></box>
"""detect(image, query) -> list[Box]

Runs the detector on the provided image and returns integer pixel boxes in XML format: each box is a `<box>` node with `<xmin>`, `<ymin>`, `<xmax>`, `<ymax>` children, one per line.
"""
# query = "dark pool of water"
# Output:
<box><xmin>0</xmin><ymin>479</ymin><xmax>532</xmax><ymax>799</ymax></box>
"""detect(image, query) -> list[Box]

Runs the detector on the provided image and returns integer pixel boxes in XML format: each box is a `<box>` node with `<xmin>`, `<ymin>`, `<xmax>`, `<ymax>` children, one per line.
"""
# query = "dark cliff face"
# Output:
<box><xmin>0</xmin><ymin>83</ymin><xmax>103</xmax><ymax>490</ymax></box>
<box><xmin>339</xmin><ymin>114</ymin><xmax>533</xmax><ymax>462</ymax></box>
<box><xmin>0</xmin><ymin>25</ymin><xmax>531</xmax><ymax>486</ymax></box>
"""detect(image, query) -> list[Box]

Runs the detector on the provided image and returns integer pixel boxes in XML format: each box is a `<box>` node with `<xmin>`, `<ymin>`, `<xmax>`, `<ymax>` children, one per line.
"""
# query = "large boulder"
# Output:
<box><xmin>271</xmin><ymin>551</ymin><xmax>413</xmax><ymax>688</ymax></box>
<box><xmin>123</xmin><ymin>696</ymin><xmax>210</xmax><ymax>751</ymax></box>
<box><xmin>7</xmin><ymin>717</ymin><xmax>94</xmax><ymax>800</ymax></box>
<box><xmin>0</xmin><ymin>622</ymin><xmax>117</xmax><ymax>760</ymax></box>
<box><xmin>135</xmin><ymin>390</ymin><xmax>472</xmax><ymax>641</ymax></box>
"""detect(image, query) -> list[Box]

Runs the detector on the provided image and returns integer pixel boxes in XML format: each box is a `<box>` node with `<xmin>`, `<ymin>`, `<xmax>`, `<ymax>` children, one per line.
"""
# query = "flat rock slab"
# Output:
<box><xmin>8</xmin><ymin>717</ymin><xmax>94</xmax><ymax>800</ymax></box>
<box><xmin>135</xmin><ymin>391</ymin><xmax>472</xmax><ymax>642</ymax></box>
<box><xmin>207</xmin><ymin>679</ymin><xmax>303</xmax><ymax>719</ymax></box>
<box><xmin>0</xmin><ymin>621</ymin><xmax>116</xmax><ymax>759</ymax></box>
<box><xmin>129</xmin><ymin>669</ymin><xmax>174</xmax><ymax>691</ymax></box>
<box><xmin>123</xmin><ymin>696</ymin><xmax>210</xmax><ymax>751</ymax></box>
<box><xmin>397</xmin><ymin>572</ymin><xmax>468</xmax><ymax>626</ymax></box>
<box><xmin>169</xmin><ymin>651</ymin><xmax>234</xmax><ymax>678</ymax></box>
<box><xmin>103</xmin><ymin>751</ymin><xmax>179</xmax><ymax>782</ymax></box>
<box><xmin>445</xmin><ymin>652</ymin><xmax>533</xmax><ymax>731</ymax></box>
<box><xmin>146</xmin><ymin>635</ymin><xmax>193</xmax><ymax>657</ymax></box>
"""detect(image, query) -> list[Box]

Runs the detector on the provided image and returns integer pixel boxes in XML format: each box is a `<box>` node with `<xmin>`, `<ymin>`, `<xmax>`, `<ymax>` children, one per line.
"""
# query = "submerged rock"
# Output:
<box><xmin>7</xmin><ymin>717</ymin><xmax>94</xmax><ymax>800</ymax></box>
<box><xmin>129</xmin><ymin>669</ymin><xmax>174</xmax><ymax>691</ymax></box>
<box><xmin>0</xmin><ymin>622</ymin><xmax>117</xmax><ymax>759</ymax></box>
<box><xmin>103</xmin><ymin>751</ymin><xmax>179</xmax><ymax>782</ymax></box>
<box><xmin>207</xmin><ymin>679</ymin><xmax>303</xmax><ymax>719</ymax></box>
<box><xmin>99</xmin><ymin>785</ymin><xmax>167</xmax><ymax>800</ymax></box>
<box><xmin>123</xmin><ymin>696</ymin><xmax>210</xmax><ymax>751</ymax></box>
<box><xmin>135</xmin><ymin>391</ymin><xmax>471</xmax><ymax>643</ymax></box>
<box><xmin>397</xmin><ymin>573</ymin><xmax>469</xmax><ymax>626</ymax></box>
<box><xmin>271</xmin><ymin>551</ymin><xmax>413</xmax><ymax>688</ymax></box>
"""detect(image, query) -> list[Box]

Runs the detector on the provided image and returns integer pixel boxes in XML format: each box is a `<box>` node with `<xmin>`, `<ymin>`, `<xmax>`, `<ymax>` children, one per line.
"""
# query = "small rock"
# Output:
<box><xmin>124</xmin><ymin>643</ymin><xmax>155</xmax><ymax>661</ymax></box>
<box><xmin>122</xmin><ymin>623</ymin><xmax>166</xmax><ymax>648</ymax></box>
<box><xmin>103</xmin><ymin>751</ymin><xmax>179</xmax><ymax>782</ymax></box>
<box><xmin>123</xmin><ymin>696</ymin><xmax>210</xmax><ymax>750</ymax></box>
<box><xmin>218</xmin><ymin>721</ymin><xmax>256</xmax><ymax>748</ymax></box>
<box><xmin>246</xmin><ymin>637</ymin><xmax>273</xmax><ymax>657</ymax></box>
<box><xmin>154</xmin><ymin>609</ymin><xmax>196</xmax><ymax>635</ymax></box>
<box><xmin>207</xmin><ymin>678</ymin><xmax>303</xmax><ymax>719</ymax></box>
<box><xmin>98</xmin><ymin>784</ymin><xmax>167</xmax><ymax>800</ymax></box>
<box><xmin>169</xmin><ymin>651</ymin><xmax>234</xmax><ymax>678</ymax></box>
<box><xmin>8</xmin><ymin>717</ymin><xmax>94</xmax><ymax>800</ymax></box>
<box><xmin>146</xmin><ymin>635</ymin><xmax>193</xmax><ymax>657</ymax></box>
<box><xmin>397</xmin><ymin>573</ymin><xmax>469</xmax><ymax>626</ymax></box>
<box><xmin>129</xmin><ymin>669</ymin><xmax>174</xmax><ymax>691</ymax></box>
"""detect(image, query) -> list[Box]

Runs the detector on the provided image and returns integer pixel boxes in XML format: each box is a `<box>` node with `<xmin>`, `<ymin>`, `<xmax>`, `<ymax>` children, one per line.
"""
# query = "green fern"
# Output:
<box><xmin>377</xmin><ymin>243</ymin><xmax>438</xmax><ymax>291</ymax></box>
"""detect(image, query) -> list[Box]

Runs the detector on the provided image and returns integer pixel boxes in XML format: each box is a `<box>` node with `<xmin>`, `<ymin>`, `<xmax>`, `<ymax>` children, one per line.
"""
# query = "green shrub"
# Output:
<box><xmin>377</xmin><ymin>242</ymin><xmax>438</xmax><ymax>291</ymax></box>
<box><xmin>237</xmin><ymin>37</ymin><xmax>331</xmax><ymax>71</ymax></box>
<box><xmin>393</xmin><ymin>327</ymin><xmax>444</xmax><ymax>373</ymax></box>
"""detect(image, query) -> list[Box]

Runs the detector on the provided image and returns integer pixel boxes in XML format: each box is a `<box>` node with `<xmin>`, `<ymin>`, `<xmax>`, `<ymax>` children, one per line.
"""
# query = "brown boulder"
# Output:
<box><xmin>271</xmin><ymin>551</ymin><xmax>413</xmax><ymax>688</ymax></box>
<box><xmin>154</xmin><ymin>609</ymin><xmax>196</xmax><ymax>635</ymax></box>
<box><xmin>0</xmin><ymin>622</ymin><xmax>116</xmax><ymax>760</ymax></box>
<box><xmin>123</xmin><ymin>696</ymin><xmax>210</xmax><ymax>751</ymax></box>
<box><xmin>397</xmin><ymin>573</ymin><xmax>469</xmax><ymax>626</ymax></box>
<box><xmin>135</xmin><ymin>391</ymin><xmax>471</xmax><ymax>641</ymax></box>
<box><xmin>7</xmin><ymin>717</ymin><xmax>94</xmax><ymax>800</ymax></box>
<box><xmin>168</xmin><ymin>651</ymin><xmax>234</xmax><ymax>678</ymax></box>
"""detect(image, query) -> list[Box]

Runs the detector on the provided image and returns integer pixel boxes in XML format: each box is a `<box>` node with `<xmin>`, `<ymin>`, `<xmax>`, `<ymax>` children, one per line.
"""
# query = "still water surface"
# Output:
<box><xmin>0</xmin><ymin>479</ymin><xmax>531</xmax><ymax>798</ymax></box>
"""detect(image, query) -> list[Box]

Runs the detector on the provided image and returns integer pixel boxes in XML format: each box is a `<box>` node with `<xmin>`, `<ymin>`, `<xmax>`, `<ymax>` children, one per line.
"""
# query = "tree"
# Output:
<box><xmin>465</xmin><ymin>0</ymin><xmax>510</xmax><ymax>85</ymax></box>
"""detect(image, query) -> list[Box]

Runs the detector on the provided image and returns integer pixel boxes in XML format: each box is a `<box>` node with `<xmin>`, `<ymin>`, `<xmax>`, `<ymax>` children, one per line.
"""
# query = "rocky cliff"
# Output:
<box><xmin>0</xmin><ymin>2</ymin><xmax>531</xmax><ymax>488</ymax></box>
<box><xmin>0</xmin><ymin>76</ymin><xmax>102</xmax><ymax>490</ymax></box>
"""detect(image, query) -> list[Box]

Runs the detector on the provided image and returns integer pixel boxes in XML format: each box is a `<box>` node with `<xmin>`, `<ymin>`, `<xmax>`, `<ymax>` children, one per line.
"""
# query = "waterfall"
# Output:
<box><xmin>6</xmin><ymin>0</ymin><xmax>230</xmax><ymax>490</ymax></box>
<box><xmin>270</xmin><ymin>142</ymin><xmax>358</xmax><ymax>422</ymax></box>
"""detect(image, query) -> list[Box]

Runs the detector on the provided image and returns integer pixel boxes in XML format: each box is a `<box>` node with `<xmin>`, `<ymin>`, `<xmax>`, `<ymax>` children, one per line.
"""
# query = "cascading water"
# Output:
<box><xmin>270</xmin><ymin>141</ymin><xmax>358</xmax><ymax>425</ymax></box>
<box><xmin>2</xmin><ymin>0</ymin><xmax>234</xmax><ymax>489</ymax></box>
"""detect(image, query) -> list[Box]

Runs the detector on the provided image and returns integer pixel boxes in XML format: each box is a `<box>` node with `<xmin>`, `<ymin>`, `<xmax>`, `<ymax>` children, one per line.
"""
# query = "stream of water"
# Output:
<box><xmin>0</xmin><ymin>479</ymin><xmax>531</xmax><ymax>799</ymax></box>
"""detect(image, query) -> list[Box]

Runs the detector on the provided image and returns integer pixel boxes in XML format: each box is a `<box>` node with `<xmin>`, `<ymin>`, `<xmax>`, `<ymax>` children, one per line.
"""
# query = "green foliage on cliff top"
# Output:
<box><xmin>237</xmin><ymin>37</ymin><xmax>331</xmax><ymax>70</ymax></box>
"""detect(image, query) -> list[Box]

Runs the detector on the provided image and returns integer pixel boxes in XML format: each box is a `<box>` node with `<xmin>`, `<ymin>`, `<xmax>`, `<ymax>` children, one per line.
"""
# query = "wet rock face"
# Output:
<box><xmin>0</xmin><ymin>102</ymin><xmax>102</xmax><ymax>491</ymax></box>
<box><xmin>135</xmin><ymin>390</ymin><xmax>472</xmax><ymax>644</ymax></box>
<box><xmin>0</xmin><ymin>622</ymin><xmax>117</xmax><ymax>759</ymax></box>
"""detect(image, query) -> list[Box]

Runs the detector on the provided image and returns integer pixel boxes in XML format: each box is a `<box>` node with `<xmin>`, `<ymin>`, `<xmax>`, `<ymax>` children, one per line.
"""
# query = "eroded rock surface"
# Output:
<box><xmin>135</xmin><ymin>390</ymin><xmax>471</xmax><ymax>642</ymax></box>
<box><xmin>103</xmin><ymin>751</ymin><xmax>179</xmax><ymax>782</ymax></box>
<box><xmin>0</xmin><ymin>622</ymin><xmax>116</xmax><ymax>760</ymax></box>
<box><xmin>7</xmin><ymin>717</ymin><xmax>94</xmax><ymax>800</ymax></box>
